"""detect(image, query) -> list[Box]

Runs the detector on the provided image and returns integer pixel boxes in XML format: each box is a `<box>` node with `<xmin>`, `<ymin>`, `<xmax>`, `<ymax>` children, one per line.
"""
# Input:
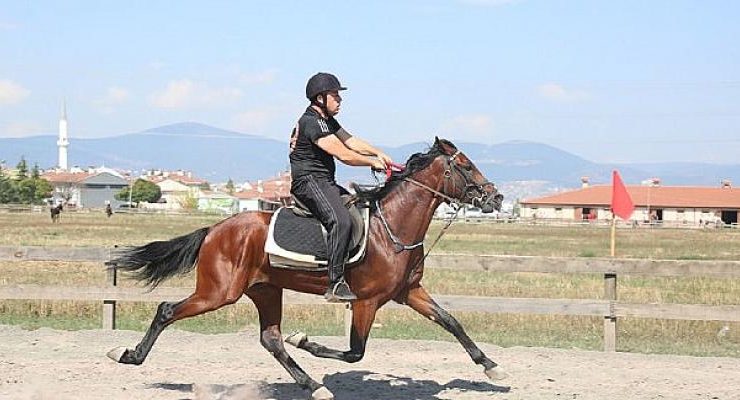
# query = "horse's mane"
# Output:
<box><xmin>354</xmin><ymin>139</ymin><xmax>456</xmax><ymax>203</ymax></box>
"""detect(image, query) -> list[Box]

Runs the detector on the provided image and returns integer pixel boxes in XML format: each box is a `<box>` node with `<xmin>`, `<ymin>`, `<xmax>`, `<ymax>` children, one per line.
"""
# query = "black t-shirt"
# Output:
<box><xmin>289</xmin><ymin>107</ymin><xmax>343</xmax><ymax>182</ymax></box>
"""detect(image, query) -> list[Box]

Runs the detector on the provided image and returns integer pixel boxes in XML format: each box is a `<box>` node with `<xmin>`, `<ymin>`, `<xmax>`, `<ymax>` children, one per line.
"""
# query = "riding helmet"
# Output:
<box><xmin>306</xmin><ymin>72</ymin><xmax>347</xmax><ymax>100</ymax></box>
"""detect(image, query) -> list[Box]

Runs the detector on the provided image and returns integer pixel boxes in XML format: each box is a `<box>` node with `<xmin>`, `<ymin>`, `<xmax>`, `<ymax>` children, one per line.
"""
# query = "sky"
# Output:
<box><xmin>1</xmin><ymin>0</ymin><xmax>739</xmax><ymax>164</ymax></box>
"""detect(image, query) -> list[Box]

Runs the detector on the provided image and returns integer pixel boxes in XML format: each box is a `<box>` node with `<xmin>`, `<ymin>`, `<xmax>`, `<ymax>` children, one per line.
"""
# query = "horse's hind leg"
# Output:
<box><xmin>285</xmin><ymin>299</ymin><xmax>377</xmax><ymax>364</ymax></box>
<box><xmin>247</xmin><ymin>283</ymin><xmax>333</xmax><ymax>400</ymax></box>
<box><xmin>405</xmin><ymin>285</ymin><xmax>508</xmax><ymax>381</ymax></box>
<box><xmin>108</xmin><ymin>259</ymin><xmax>245</xmax><ymax>365</ymax></box>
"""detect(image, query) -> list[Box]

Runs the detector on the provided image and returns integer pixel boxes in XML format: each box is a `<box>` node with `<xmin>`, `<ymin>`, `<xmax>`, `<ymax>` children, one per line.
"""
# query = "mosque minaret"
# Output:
<box><xmin>57</xmin><ymin>101</ymin><xmax>69</xmax><ymax>170</ymax></box>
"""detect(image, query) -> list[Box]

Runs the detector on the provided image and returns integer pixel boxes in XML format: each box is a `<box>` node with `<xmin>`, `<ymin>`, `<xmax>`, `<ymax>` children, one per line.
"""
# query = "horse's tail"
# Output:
<box><xmin>106</xmin><ymin>227</ymin><xmax>210</xmax><ymax>288</ymax></box>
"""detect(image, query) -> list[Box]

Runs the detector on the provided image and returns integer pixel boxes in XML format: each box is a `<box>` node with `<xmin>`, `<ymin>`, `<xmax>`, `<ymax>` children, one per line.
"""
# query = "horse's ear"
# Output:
<box><xmin>434</xmin><ymin>136</ymin><xmax>440</xmax><ymax>145</ymax></box>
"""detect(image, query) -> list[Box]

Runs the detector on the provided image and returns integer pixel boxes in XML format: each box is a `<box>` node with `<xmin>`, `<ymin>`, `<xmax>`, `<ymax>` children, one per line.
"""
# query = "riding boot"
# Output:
<box><xmin>325</xmin><ymin>263</ymin><xmax>357</xmax><ymax>303</ymax></box>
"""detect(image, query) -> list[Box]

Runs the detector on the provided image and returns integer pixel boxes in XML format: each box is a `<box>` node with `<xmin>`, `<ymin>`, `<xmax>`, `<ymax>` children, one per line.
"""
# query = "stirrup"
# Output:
<box><xmin>324</xmin><ymin>280</ymin><xmax>357</xmax><ymax>303</ymax></box>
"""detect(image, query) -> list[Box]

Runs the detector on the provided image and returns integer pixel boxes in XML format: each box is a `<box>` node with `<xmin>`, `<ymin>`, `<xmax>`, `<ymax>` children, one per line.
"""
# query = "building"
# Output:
<box><xmin>520</xmin><ymin>179</ymin><xmax>739</xmax><ymax>226</ymax></box>
<box><xmin>142</xmin><ymin>170</ymin><xmax>207</xmax><ymax>210</ymax></box>
<box><xmin>42</xmin><ymin>167</ymin><xmax>128</xmax><ymax>208</ymax></box>
<box><xmin>234</xmin><ymin>172</ymin><xmax>292</xmax><ymax>212</ymax></box>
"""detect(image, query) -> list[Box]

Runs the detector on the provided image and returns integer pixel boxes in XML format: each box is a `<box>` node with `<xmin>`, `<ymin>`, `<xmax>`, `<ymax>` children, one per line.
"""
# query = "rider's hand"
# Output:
<box><xmin>377</xmin><ymin>152</ymin><xmax>394</xmax><ymax>168</ymax></box>
<box><xmin>370</xmin><ymin>158</ymin><xmax>387</xmax><ymax>171</ymax></box>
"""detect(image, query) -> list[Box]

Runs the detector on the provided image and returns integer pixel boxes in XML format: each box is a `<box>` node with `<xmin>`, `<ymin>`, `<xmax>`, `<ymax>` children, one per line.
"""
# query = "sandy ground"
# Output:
<box><xmin>0</xmin><ymin>325</ymin><xmax>739</xmax><ymax>400</ymax></box>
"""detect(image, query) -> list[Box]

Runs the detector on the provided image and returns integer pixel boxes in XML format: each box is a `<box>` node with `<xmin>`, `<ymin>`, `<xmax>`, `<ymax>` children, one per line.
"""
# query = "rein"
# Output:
<box><xmin>373</xmin><ymin>149</ymin><xmax>493</xmax><ymax>273</ymax></box>
<box><xmin>374</xmin><ymin>153</ymin><xmax>467</xmax><ymax>254</ymax></box>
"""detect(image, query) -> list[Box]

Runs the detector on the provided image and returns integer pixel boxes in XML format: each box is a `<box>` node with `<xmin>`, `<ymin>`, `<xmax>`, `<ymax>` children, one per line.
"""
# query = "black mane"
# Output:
<box><xmin>354</xmin><ymin>139</ymin><xmax>457</xmax><ymax>203</ymax></box>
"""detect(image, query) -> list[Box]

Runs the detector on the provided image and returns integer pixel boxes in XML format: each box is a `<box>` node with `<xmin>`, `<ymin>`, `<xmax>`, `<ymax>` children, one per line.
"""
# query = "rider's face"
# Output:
<box><xmin>325</xmin><ymin>91</ymin><xmax>342</xmax><ymax>116</ymax></box>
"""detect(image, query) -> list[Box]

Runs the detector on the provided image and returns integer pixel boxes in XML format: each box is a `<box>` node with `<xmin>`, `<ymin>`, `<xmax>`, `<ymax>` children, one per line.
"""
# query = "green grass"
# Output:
<box><xmin>1</xmin><ymin>212</ymin><xmax>739</xmax><ymax>357</ymax></box>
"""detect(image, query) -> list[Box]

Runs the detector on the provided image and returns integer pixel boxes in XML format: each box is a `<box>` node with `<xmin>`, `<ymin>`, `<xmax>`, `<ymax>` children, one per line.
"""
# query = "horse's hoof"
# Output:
<box><xmin>311</xmin><ymin>386</ymin><xmax>334</xmax><ymax>400</ymax></box>
<box><xmin>106</xmin><ymin>347</ymin><xmax>128</xmax><ymax>362</ymax></box>
<box><xmin>485</xmin><ymin>366</ymin><xmax>508</xmax><ymax>381</ymax></box>
<box><xmin>285</xmin><ymin>331</ymin><xmax>308</xmax><ymax>348</ymax></box>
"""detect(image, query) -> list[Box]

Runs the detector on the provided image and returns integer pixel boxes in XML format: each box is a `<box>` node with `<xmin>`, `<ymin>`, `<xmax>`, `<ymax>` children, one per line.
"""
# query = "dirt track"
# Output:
<box><xmin>1</xmin><ymin>325</ymin><xmax>738</xmax><ymax>400</ymax></box>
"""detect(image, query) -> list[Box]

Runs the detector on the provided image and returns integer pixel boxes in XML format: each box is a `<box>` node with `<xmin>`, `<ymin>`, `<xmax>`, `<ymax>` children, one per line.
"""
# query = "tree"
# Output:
<box><xmin>0</xmin><ymin>158</ymin><xmax>51</xmax><ymax>204</ymax></box>
<box><xmin>33</xmin><ymin>178</ymin><xmax>53</xmax><ymax>203</ymax></box>
<box><xmin>16</xmin><ymin>157</ymin><xmax>28</xmax><ymax>180</ymax></box>
<box><xmin>31</xmin><ymin>163</ymin><xmax>41</xmax><ymax>179</ymax></box>
<box><xmin>115</xmin><ymin>179</ymin><xmax>161</xmax><ymax>204</ymax></box>
<box><xmin>225</xmin><ymin>178</ymin><xmax>235</xmax><ymax>195</ymax></box>
<box><xmin>178</xmin><ymin>191</ymin><xmax>199</xmax><ymax>210</ymax></box>
<box><xmin>0</xmin><ymin>176</ymin><xmax>18</xmax><ymax>203</ymax></box>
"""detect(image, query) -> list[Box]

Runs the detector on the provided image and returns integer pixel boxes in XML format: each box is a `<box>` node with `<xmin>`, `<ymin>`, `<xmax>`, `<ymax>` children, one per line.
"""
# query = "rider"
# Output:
<box><xmin>289</xmin><ymin>72</ymin><xmax>393</xmax><ymax>302</ymax></box>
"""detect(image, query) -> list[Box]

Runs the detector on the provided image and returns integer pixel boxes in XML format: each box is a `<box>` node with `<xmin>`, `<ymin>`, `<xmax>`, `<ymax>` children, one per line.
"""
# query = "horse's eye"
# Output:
<box><xmin>464</xmin><ymin>164</ymin><xmax>473</xmax><ymax>171</ymax></box>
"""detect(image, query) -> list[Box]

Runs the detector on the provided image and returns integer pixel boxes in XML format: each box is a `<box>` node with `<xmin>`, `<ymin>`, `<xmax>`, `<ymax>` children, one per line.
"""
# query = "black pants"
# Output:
<box><xmin>291</xmin><ymin>176</ymin><xmax>352</xmax><ymax>284</ymax></box>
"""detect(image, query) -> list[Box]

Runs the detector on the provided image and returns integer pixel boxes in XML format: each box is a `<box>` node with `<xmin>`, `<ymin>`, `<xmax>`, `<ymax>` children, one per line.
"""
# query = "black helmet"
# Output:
<box><xmin>305</xmin><ymin>72</ymin><xmax>347</xmax><ymax>100</ymax></box>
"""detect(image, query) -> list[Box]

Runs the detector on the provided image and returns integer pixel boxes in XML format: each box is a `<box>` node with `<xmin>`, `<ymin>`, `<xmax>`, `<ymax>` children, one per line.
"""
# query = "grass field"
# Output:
<box><xmin>1</xmin><ymin>211</ymin><xmax>738</xmax><ymax>357</ymax></box>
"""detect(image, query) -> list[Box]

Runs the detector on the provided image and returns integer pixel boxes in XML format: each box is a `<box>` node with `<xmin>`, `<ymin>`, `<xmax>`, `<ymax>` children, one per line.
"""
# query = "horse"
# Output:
<box><xmin>50</xmin><ymin>203</ymin><xmax>63</xmax><ymax>223</ymax></box>
<box><xmin>105</xmin><ymin>138</ymin><xmax>506</xmax><ymax>400</ymax></box>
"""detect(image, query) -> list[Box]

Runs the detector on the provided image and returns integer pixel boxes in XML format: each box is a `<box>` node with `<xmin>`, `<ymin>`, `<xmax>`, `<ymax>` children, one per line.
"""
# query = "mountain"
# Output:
<box><xmin>2</xmin><ymin>122</ymin><xmax>739</xmax><ymax>200</ymax></box>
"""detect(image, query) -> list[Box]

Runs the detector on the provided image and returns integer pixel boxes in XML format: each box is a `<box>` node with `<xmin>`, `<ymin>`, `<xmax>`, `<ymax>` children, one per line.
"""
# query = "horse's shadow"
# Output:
<box><xmin>148</xmin><ymin>370</ymin><xmax>510</xmax><ymax>400</ymax></box>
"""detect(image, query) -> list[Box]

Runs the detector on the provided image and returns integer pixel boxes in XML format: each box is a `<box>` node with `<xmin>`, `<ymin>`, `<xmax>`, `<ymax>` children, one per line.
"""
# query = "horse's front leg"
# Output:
<box><xmin>285</xmin><ymin>299</ymin><xmax>378</xmax><ymax>363</ymax></box>
<box><xmin>404</xmin><ymin>285</ymin><xmax>508</xmax><ymax>381</ymax></box>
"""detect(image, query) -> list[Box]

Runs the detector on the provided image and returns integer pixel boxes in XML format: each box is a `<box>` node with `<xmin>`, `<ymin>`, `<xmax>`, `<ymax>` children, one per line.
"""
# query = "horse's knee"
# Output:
<box><xmin>155</xmin><ymin>301</ymin><xmax>182</xmax><ymax>323</ymax></box>
<box><xmin>260</xmin><ymin>330</ymin><xmax>284</xmax><ymax>354</ymax></box>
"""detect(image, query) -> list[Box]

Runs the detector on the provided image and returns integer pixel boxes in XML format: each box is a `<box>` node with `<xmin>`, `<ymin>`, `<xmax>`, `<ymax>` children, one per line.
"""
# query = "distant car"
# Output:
<box><xmin>118</xmin><ymin>202</ymin><xmax>136</xmax><ymax>208</ymax></box>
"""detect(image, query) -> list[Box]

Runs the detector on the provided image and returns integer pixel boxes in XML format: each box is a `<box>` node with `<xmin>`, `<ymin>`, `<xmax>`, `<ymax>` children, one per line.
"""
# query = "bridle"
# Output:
<box><xmin>375</xmin><ymin>149</ymin><xmax>500</xmax><ymax>253</ymax></box>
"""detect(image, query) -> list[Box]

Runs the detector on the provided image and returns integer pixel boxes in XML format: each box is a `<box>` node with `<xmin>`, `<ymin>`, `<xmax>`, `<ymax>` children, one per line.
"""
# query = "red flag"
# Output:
<box><xmin>611</xmin><ymin>170</ymin><xmax>634</xmax><ymax>220</ymax></box>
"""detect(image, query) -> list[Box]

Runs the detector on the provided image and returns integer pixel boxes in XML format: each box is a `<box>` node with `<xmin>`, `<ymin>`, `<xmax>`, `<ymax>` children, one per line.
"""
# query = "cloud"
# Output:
<box><xmin>537</xmin><ymin>83</ymin><xmax>590</xmax><ymax>102</ymax></box>
<box><xmin>240</xmin><ymin>69</ymin><xmax>278</xmax><ymax>85</ymax></box>
<box><xmin>441</xmin><ymin>114</ymin><xmax>494</xmax><ymax>135</ymax></box>
<box><xmin>0</xmin><ymin>80</ymin><xmax>30</xmax><ymax>105</ymax></box>
<box><xmin>149</xmin><ymin>79</ymin><xmax>243</xmax><ymax>109</ymax></box>
<box><xmin>232</xmin><ymin>108</ymin><xmax>277</xmax><ymax>133</ymax></box>
<box><xmin>94</xmin><ymin>86</ymin><xmax>130</xmax><ymax>113</ymax></box>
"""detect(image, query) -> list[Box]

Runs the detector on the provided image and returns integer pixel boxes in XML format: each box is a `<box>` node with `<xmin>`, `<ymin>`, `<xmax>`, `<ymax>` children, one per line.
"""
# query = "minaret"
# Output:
<box><xmin>57</xmin><ymin>101</ymin><xmax>69</xmax><ymax>170</ymax></box>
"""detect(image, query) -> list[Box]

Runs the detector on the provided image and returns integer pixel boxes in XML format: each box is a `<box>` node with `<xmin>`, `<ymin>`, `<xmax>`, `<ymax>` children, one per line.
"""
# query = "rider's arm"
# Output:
<box><xmin>316</xmin><ymin>135</ymin><xmax>379</xmax><ymax>167</ymax></box>
<box><xmin>342</xmin><ymin>134</ymin><xmax>382</xmax><ymax>157</ymax></box>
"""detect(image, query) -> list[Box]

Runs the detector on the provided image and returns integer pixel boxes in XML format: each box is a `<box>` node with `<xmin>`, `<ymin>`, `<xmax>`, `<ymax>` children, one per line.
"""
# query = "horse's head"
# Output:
<box><xmin>431</xmin><ymin>137</ymin><xmax>504</xmax><ymax>212</ymax></box>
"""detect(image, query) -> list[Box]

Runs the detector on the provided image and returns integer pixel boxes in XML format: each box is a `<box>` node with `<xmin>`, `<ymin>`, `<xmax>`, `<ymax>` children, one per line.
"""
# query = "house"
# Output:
<box><xmin>234</xmin><ymin>172</ymin><xmax>292</xmax><ymax>212</ymax></box>
<box><xmin>142</xmin><ymin>170</ymin><xmax>207</xmax><ymax>210</ymax></box>
<box><xmin>520</xmin><ymin>179</ymin><xmax>739</xmax><ymax>226</ymax></box>
<box><xmin>42</xmin><ymin>167</ymin><xmax>128</xmax><ymax>208</ymax></box>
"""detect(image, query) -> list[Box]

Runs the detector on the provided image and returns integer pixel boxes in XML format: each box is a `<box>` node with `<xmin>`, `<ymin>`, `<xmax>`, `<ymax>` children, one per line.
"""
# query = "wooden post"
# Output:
<box><xmin>610</xmin><ymin>216</ymin><xmax>616</xmax><ymax>257</ymax></box>
<box><xmin>344</xmin><ymin>303</ymin><xmax>353</xmax><ymax>337</ymax></box>
<box><xmin>103</xmin><ymin>265</ymin><xmax>117</xmax><ymax>330</ymax></box>
<box><xmin>603</xmin><ymin>273</ymin><xmax>617</xmax><ymax>352</ymax></box>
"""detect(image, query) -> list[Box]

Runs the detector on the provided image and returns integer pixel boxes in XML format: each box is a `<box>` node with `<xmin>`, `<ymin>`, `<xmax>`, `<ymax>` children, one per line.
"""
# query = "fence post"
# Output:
<box><xmin>103</xmin><ymin>253</ymin><xmax>117</xmax><ymax>330</ymax></box>
<box><xmin>344</xmin><ymin>303</ymin><xmax>352</xmax><ymax>337</ymax></box>
<box><xmin>603</xmin><ymin>273</ymin><xmax>617</xmax><ymax>352</ymax></box>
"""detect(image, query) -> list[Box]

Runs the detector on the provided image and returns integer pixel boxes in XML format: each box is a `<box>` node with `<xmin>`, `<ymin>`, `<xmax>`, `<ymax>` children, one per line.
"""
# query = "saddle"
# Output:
<box><xmin>265</xmin><ymin>194</ymin><xmax>370</xmax><ymax>271</ymax></box>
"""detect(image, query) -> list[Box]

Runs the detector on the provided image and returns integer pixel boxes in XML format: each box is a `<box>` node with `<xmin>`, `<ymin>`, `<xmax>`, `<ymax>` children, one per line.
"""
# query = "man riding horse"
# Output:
<box><xmin>289</xmin><ymin>72</ymin><xmax>394</xmax><ymax>302</ymax></box>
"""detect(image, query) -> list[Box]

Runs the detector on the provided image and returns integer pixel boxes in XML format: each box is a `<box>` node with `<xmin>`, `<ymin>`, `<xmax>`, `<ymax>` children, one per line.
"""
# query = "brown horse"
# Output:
<box><xmin>105</xmin><ymin>138</ymin><xmax>506</xmax><ymax>400</ymax></box>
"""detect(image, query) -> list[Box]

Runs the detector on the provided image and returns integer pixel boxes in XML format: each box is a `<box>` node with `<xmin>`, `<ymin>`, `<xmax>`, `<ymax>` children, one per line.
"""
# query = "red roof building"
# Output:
<box><xmin>520</xmin><ymin>181</ymin><xmax>739</xmax><ymax>226</ymax></box>
<box><xmin>234</xmin><ymin>172</ymin><xmax>292</xmax><ymax>211</ymax></box>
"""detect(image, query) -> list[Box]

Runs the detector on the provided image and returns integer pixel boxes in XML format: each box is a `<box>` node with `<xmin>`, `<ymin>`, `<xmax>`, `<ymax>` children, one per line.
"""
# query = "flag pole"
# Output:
<box><xmin>610</xmin><ymin>214</ymin><xmax>616</xmax><ymax>257</ymax></box>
